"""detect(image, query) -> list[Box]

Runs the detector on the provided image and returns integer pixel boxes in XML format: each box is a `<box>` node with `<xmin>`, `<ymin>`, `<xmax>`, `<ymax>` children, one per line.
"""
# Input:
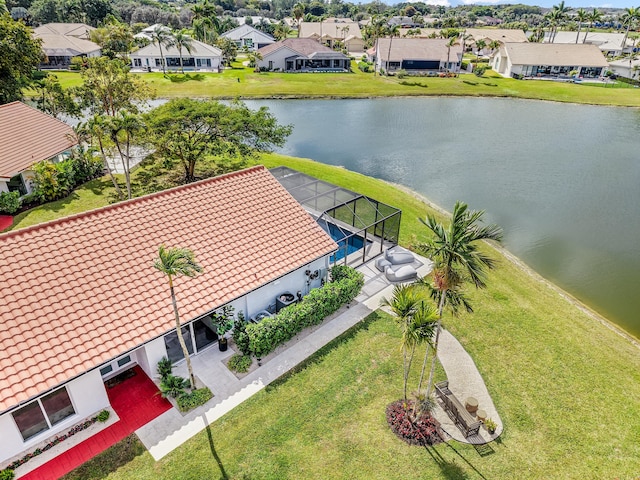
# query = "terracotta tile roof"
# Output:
<box><xmin>0</xmin><ymin>102</ymin><xmax>77</xmax><ymax>181</ymax></box>
<box><xmin>0</xmin><ymin>166</ymin><xmax>337</xmax><ymax>412</ymax></box>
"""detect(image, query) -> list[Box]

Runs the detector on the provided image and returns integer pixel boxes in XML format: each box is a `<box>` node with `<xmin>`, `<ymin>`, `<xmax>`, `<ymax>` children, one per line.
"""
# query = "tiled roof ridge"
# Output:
<box><xmin>1</xmin><ymin>165</ymin><xmax>266</xmax><ymax>240</ymax></box>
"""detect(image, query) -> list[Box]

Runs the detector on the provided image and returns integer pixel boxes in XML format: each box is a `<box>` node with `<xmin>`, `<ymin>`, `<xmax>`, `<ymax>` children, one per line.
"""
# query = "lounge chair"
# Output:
<box><xmin>385</xmin><ymin>246</ymin><xmax>414</xmax><ymax>265</ymax></box>
<box><xmin>385</xmin><ymin>264</ymin><xmax>417</xmax><ymax>282</ymax></box>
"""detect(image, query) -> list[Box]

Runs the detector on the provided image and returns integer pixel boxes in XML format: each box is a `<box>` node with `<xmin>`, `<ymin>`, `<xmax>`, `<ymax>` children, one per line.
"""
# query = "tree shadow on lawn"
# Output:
<box><xmin>424</xmin><ymin>440</ymin><xmax>491</xmax><ymax>480</ymax></box>
<box><xmin>203</xmin><ymin>419</ymin><xmax>229</xmax><ymax>480</ymax></box>
<box><xmin>265</xmin><ymin>309</ymin><xmax>380</xmax><ymax>391</ymax></box>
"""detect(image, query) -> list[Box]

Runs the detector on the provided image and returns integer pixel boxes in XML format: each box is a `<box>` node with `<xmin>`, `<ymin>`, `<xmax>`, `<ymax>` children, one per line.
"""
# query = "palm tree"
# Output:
<box><xmin>150</xmin><ymin>25</ymin><xmax>174</xmax><ymax>74</ymax></box>
<box><xmin>385</xmin><ymin>24</ymin><xmax>400</xmax><ymax>75</ymax></box>
<box><xmin>416</xmin><ymin>201</ymin><xmax>503</xmax><ymax>397</ymax></box>
<box><xmin>381</xmin><ymin>284</ymin><xmax>423</xmax><ymax>400</ymax></box>
<box><xmin>620</xmin><ymin>7</ymin><xmax>639</xmax><ymax>50</ymax></box>
<box><xmin>547</xmin><ymin>2</ymin><xmax>571</xmax><ymax>43</ymax></box>
<box><xmin>584</xmin><ymin>8</ymin><xmax>602</xmax><ymax>44</ymax></box>
<box><xmin>292</xmin><ymin>2</ymin><xmax>305</xmax><ymax>36</ymax></box>
<box><xmin>77</xmin><ymin>114</ymin><xmax>123</xmax><ymax>200</ymax></box>
<box><xmin>173</xmin><ymin>30</ymin><xmax>194</xmax><ymax>73</ymax></box>
<box><xmin>369</xmin><ymin>15</ymin><xmax>386</xmax><ymax>76</ymax></box>
<box><xmin>575</xmin><ymin>8</ymin><xmax>588</xmax><ymax>43</ymax></box>
<box><xmin>445</xmin><ymin>36</ymin><xmax>458</xmax><ymax>73</ymax></box>
<box><xmin>488</xmin><ymin>39</ymin><xmax>501</xmax><ymax>54</ymax></box>
<box><xmin>153</xmin><ymin>246</ymin><xmax>203</xmax><ymax>389</ymax></box>
<box><xmin>108</xmin><ymin>110</ymin><xmax>143</xmax><ymax>199</ymax></box>
<box><xmin>247</xmin><ymin>50</ymin><xmax>263</xmax><ymax>71</ymax></box>
<box><xmin>475</xmin><ymin>38</ymin><xmax>487</xmax><ymax>62</ymax></box>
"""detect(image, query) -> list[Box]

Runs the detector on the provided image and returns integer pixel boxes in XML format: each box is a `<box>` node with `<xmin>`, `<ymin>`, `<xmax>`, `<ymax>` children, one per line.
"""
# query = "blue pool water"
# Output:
<box><xmin>326</xmin><ymin>223</ymin><xmax>370</xmax><ymax>262</ymax></box>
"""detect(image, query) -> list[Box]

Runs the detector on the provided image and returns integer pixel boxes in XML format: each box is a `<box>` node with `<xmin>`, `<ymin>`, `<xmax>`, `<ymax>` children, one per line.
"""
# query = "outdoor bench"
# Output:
<box><xmin>435</xmin><ymin>381</ymin><xmax>482</xmax><ymax>437</ymax></box>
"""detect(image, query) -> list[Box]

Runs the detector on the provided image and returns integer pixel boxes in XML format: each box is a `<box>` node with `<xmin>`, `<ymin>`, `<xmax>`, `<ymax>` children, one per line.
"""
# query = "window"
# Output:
<box><xmin>117</xmin><ymin>355</ymin><xmax>131</xmax><ymax>367</ymax></box>
<box><xmin>164</xmin><ymin>326</ymin><xmax>194</xmax><ymax>363</ymax></box>
<box><xmin>12</xmin><ymin>387</ymin><xmax>75</xmax><ymax>441</ymax></box>
<box><xmin>133</xmin><ymin>58</ymin><xmax>142</xmax><ymax>67</ymax></box>
<box><xmin>99</xmin><ymin>365</ymin><xmax>113</xmax><ymax>376</ymax></box>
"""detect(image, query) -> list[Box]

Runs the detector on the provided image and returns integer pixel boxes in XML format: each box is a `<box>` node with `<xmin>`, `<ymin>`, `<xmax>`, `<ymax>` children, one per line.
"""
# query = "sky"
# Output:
<box><xmin>379</xmin><ymin>0</ymin><xmax>633</xmax><ymax>10</ymax></box>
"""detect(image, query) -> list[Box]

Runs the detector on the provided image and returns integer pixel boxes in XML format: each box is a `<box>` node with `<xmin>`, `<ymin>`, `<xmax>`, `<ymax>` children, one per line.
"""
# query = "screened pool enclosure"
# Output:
<box><xmin>271</xmin><ymin>167</ymin><xmax>401</xmax><ymax>267</ymax></box>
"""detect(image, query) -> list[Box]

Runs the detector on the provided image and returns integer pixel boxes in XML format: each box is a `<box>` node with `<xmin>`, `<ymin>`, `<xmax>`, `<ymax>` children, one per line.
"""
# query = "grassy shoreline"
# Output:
<box><xmin>46</xmin><ymin>63</ymin><xmax>640</xmax><ymax>107</ymax></box>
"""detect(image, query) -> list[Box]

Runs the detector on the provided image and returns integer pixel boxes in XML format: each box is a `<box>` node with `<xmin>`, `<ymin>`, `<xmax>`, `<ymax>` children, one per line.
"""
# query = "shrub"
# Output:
<box><xmin>177</xmin><ymin>387</ymin><xmax>213</xmax><ymax>412</ymax></box>
<box><xmin>232</xmin><ymin>311</ymin><xmax>251</xmax><ymax>355</ymax></box>
<box><xmin>157</xmin><ymin>356</ymin><xmax>173</xmax><ymax>380</ymax></box>
<box><xmin>357</xmin><ymin>61</ymin><xmax>371</xmax><ymax>73</ymax></box>
<box><xmin>386</xmin><ymin>400</ymin><xmax>442</xmax><ymax>446</ymax></box>
<box><xmin>160</xmin><ymin>375</ymin><xmax>190</xmax><ymax>398</ymax></box>
<box><xmin>69</xmin><ymin>56</ymin><xmax>84</xmax><ymax>71</ymax></box>
<box><xmin>69</xmin><ymin>148</ymin><xmax>104</xmax><ymax>185</ymax></box>
<box><xmin>0</xmin><ymin>469</ymin><xmax>14</xmax><ymax>480</ymax></box>
<box><xmin>0</xmin><ymin>191</ymin><xmax>21</xmax><ymax>215</ymax></box>
<box><xmin>228</xmin><ymin>353</ymin><xmax>252</xmax><ymax>373</ymax></box>
<box><xmin>396</xmin><ymin>69</ymin><xmax>407</xmax><ymax>79</ymax></box>
<box><xmin>96</xmin><ymin>410</ymin><xmax>110</xmax><ymax>422</ymax></box>
<box><xmin>474</xmin><ymin>65</ymin><xmax>488</xmax><ymax>77</ymax></box>
<box><xmin>246</xmin><ymin>266</ymin><xmax>364</xmax><ymax>359</ymax></box>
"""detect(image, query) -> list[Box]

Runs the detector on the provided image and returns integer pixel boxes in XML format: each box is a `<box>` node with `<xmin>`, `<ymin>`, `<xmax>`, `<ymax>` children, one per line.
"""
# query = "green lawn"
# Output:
<box><xmin>46</xmin><ymin>62</ymin><xmax>640</xmax><ymax>107</ymax></box>
<box><xmin>27</xmin><ymin>154</ymin><xmax>640</xmax><ymax>479</ymax></box>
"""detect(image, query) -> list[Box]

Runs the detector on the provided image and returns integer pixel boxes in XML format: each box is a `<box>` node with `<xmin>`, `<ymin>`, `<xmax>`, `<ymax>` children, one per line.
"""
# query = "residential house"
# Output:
<box><xmin>233</xmin><ymin>16</ymin><xmax>273</xmax><ymax>26</ymax></box>
<box><xmin>220</xmin><ymin>24</ymin><xmax>275</xmax><ymax>51</ymax></box>
<box><xmin>388</xmin><ymin>16</ymin><xmax>419</xmax><ymax>28</ymax></box>
<box><xmin>0</xmin><ymin>166</ymin><xmax>337</xmax><ymax>470</ymax></box>
<box><xmin>257</xmin><ymin>38</ymin><xmax>351</xmax><ymax>72</ymax></box>
<box><xmin>0</xmin><ymin>102</ymin><xmax>77</xmax><ymax>196</ymax></box>
<box><xmin>372</xmin><ymin>38</ymin><xmax>463</xmax><ymax>74</ymax></box>
<box><xmin>298</xmin><ymin>20</ymin><xmax>365</xmax><ymax>52</ymax></box>
<box><xmin>545</xmin><ymin>31</ymin><xmax>635</xmax><ymax>57</ymax></box>
<box><xmin>133</xmin><ymin>23</ymin><xmax>166</xmax><ymax>42</ymax></box>
<box><xmin>608</xmin><ymin>57</ymin><xmax>640</xmax><ymax>80</ymax></box>
<box><xmin>33</xmin><ymin>23</ymin><xmax>101</xmax><ymax>68</ymax></box>
<box><xmin>130</xmin><ymin>38</ymin><xmax>222</xmax><ymax>72</ymax></box>
<box><xmin>492</xmin><ymin>43</ymin><xmax>609</xmax><ymax>78</ymax></box>
<box><xmin>463</xmin><ymin>28</ymin><xmax>528</xmax><ymax>55</ymax></box>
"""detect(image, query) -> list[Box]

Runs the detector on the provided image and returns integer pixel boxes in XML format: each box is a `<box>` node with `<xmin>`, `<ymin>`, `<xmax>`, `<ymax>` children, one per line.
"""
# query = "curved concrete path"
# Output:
<box><xmin>431</xmin><ymin>328</ymin><xmax>503</xmax><ymax>444</ymax></box>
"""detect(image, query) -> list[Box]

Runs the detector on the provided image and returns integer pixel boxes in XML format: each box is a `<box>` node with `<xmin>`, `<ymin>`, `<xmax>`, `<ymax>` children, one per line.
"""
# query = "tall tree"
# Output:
<box><xmin>76</xmin><ymin>114</ymin><xmax>124</xmax><ymax>200</ymax></box>
<box><xmin>584</xmin><ymin>8</ymin><xmax>602</xmax><ymax>44</ymax></box>
<box><xmin>416</xmin><ymin>201</ymin><xmax>503</xmax><ymax>397</ymax></box>
<box><xmin>74</xmin><ymin>57</ymin><xmax>155</xmax><ymax>117</ymax></box>
<box><xmin>574</xmin><ymin>8</ymin><xmax>588</xmax><ymax>43</ymax></box>
<box><xmin>172</xmin><ymin>29</ymin><xmax>194</xmax><ymax>73</ymax></box>
<box><xmin>145</xmin><ymin>99</ymin><xmax>292</xmax><ymax>183</ymax></box>
<box><xmin>475</xmin><ymin>38</ymin><xmax>486</xmax><ymax>62</ymax></box>
<box><xmin>385</xmin><ymin>24</ymin><xmax>400</xmax><ymax>75</ymax></box>
<box><xmin>150</xmin><ymin>24</ymin><xmax>174</xmax><ymax>74</ymax></box>
<box><xmin>0</xmin><ymin>14</ymin><xmax>42</xmax><ymax>104</ymax></box>
<box><xmin>108</xmin><ymin>110</ymin><xmax>143</xmax><ymax>199</ymax></box>
<box><xmin>445</xmin><ymin>36</ymin><xmax>458</xmax><ymax>73</ymax></box>
<box><xmin>34</xmin><ymin>74</ymin><xmax>79</xmax><ymax>118</ymax></box>
<box><xmin>292</xmin><ymin>2</ymin><xmax>305</xmax><ymax>35</ymax></box>
<box><xmin>153</xmin><ymin>246</ymin><xmax>203</xmax><ymax>389</ymax></box>
<box><xmin>620</xmin><ymin>7</ymin><xmax>639</xmax><ymax>50</ymax></box>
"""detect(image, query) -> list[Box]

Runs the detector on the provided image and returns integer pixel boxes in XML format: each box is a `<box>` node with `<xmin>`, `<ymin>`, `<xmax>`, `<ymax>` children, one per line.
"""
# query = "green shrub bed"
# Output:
<box><xmin>177</xmin><ymin>388</ymin><xmax>213</xmax><ymax>412</ymax></box>
<box><xmin>228</xmin><ymin>353</ymin><xmax>252</xmax><ymax>373</ymax></box>
<box><xmin>246</xmin><ymin>265</ymin><xmax>364</xmax><ymax>359</ymax></box>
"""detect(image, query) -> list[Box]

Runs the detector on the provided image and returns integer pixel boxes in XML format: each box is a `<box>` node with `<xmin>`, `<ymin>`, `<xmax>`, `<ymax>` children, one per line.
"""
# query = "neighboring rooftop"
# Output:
<box><xmin>33</xmin><ymin>33</ymin><xmax>101</xmax><ymax>57</ymax></box>
<box><xmin>501</xmin><ymin>43</ymin><xmax>609</xmax><ymax>66</ymax></box>
<box><xmin>33</xmin><ymin>23</ymin><xmax>94</xmax><ymax>39</ymax></box>
<box><xmin>0</xmin><ymin>166</ymin><xmax>337</xmax><ymax>412</ymax></box>
<box><xmin>259</xmin><ymin>38</ymin><xmax>349</xmax><ymax>58</ymax></box>
<box><xmin>131</xmin><ymin>38</ymin><xmax>222</xmax><ymax>57</ymax></box>
<box><xmin>298</xmin><ymin>21</ymin><xmax>363</xmax><ymax>39</ymax></box>
<box><xmin>375</xmin><ymin>38</ymin><xmax>463</xmax><ymax>62</ymax></box>
<box><xmin>0</xmin><ymin>102</ymin><xmax>77</xmax><ymax>180</ymax></box>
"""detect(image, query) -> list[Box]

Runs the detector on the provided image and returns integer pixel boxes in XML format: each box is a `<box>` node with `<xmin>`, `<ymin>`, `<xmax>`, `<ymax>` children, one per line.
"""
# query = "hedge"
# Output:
<box><xmin>246</xmin><ymin>265</ymin><xmax>364</xmax><ymax>359</ymax></box>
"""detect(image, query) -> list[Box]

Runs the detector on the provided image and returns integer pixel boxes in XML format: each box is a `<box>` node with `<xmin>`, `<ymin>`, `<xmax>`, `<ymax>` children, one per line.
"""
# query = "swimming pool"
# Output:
<box><xmin>325</xmin><ymin>223</ymin><xmax>371</xmax><ymax>262</ymax></box>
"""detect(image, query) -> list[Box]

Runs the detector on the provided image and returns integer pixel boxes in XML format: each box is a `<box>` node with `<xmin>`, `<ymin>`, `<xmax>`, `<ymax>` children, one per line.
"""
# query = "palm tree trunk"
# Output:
<box><xmin>417</xmin><ymin>342</ymin><xmax>430</xmax><ymax>393</ymax></box>
<box><xmin>124</xmin><ymin>134</ymin><xmax>132</xmax><ymax>199</ymax></box>
<box><xmin>169</xmin><ymin>280</ymin><xmax>196</xmax><ymax>388</ymax></box>
<box><xmin>425</xmin><ymin>289</ymin><xmax>447</xmax><ymax>398</ymax></box>
<box><xmin>179</xmin><ymin>47</ymin><xmax>184</xmax><ymax>74</ymax></box>
<box><xmin>160</xmin><ymin>44</ymin><xmax>166</xmax><ymax>74</ymax></box>
<box><xmin>576</xmin><ymin>24</ymin><xmax>581</xmax><ymax>43</ymax></box>
<box><xmin>584</xmin><ymin>23</ymin><xmax>591</xmax><ymax>43</ymax></box>
<box><xmin>96</xmin><ymin>136</ymin><xmax>123</xmax><ymax>200</ymax></box>
<box><xmin>387</xmin><ymin>37</ymin><xmax>393</xmax><ymax>75</ymax></box>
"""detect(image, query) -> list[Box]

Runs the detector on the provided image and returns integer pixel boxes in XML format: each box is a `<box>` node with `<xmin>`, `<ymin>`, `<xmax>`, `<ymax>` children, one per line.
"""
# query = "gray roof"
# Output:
<box><xmin>34</xmin><ymin>33</ymin><xmax>101</xmax><ymax>56</ymax></box>
<box><xmin>130</xmin><ymin>38</ymin><xmax>222</xmax><ymax>58</ymax></box>
<box><xmin>259</xmin><ymin>38</ymin><xmax>350</xmax><ymax>59</ymax></box>
<box><xmin>502</xmin><ymin>43</ymin><xmax>609</xmax><ymax>67</ymax></box>
<box><xmin>376</xmin><ymin>38</ymin><xmax>463</xmax><ymax>62</ymax></box>
<box><xmin>298</xmin><ymin>21</ymin><xmax>362</xmax><ymax>40</ymax></box>
<box><xmin>33</xmin><ymin>23</ymin><xmax>94</xmax><ymax>39</ymax></box>
<box><xmin>220</xmin><ymin>24</ymin><xmax>275</xmax><ymax>43</ymax></box>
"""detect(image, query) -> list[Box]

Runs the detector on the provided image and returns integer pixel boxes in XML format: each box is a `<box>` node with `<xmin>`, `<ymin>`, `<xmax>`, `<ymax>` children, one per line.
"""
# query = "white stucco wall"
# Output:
<box><xmin>131</xmin><ymin>54</ymin><xmax>221</xmax><ymax>71</ymax></box>
<box><xmin>258</xmin><ymin>47</ymin><xmax>296</xmax><ymax>71</ymax></box>
<box><xmin>0</xmin><ymin>180</ymin><xmax>8</xmax><ymax>193</ymax></box>
<box><xmin>142</xmin><ymin>337</ymin><xmax>170</xmax><ymax>380</ymax></box>
<box><xmin>0</xmin><ymin>370</ymin><xmax>108</xmax><ymax>464</ymax></box>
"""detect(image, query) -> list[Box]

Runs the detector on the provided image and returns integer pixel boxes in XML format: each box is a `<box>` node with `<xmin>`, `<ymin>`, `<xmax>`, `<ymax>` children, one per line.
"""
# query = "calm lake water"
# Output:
<box><xmin>244</xmin><ymin>98</ymin><xmax>640</xmax><ymax>340</ymax></box>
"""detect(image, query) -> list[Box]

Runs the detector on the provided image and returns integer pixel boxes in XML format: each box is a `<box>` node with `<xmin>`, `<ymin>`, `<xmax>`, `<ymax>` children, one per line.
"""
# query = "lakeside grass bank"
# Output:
<box><xmin>10</xmin><ymin>154</ymin><xmax>640</xmax><ymax>478</ymax></box>
<box><xmin>47</xmin><ymin>62</ymin><xmax>640</xmax><ymax>107</ymax></box>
